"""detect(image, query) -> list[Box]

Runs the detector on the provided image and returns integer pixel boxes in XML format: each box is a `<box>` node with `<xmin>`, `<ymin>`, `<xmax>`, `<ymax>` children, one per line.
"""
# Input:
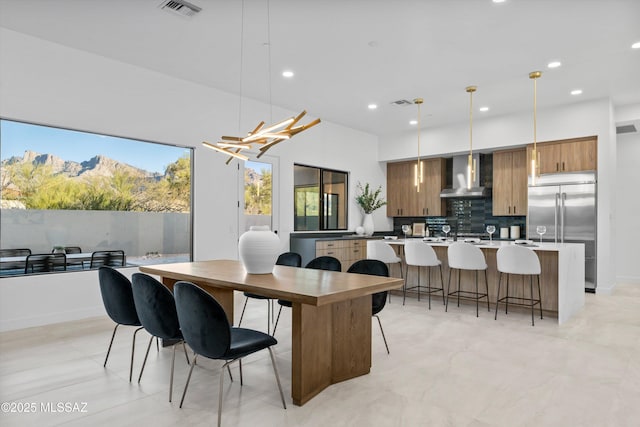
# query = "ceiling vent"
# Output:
<box><xmin>390</xmin><ymin>99</ymin><xmax>414</xmax><ymax>106</ymax></box>
<box><xmin>616</xmin><ymin>124</ymin><xmax>637</xmax><ymax>134</ymax></box>
<box><xmin>159</xmin><ymin>0</ymin><xmax>201</xmax><ymax>17</ymax></box>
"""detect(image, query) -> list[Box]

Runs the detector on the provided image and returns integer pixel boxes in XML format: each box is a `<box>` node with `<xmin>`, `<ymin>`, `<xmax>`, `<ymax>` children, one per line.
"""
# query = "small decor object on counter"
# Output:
<box><xmin>510</xmin><ymin>225</ymin><xmax>521</xmax><ymax>240</ymax></box>
<box><xmin>355</xmin><ymin>226</ymin><xmax>365</xmax><ymax>236</ymax></box>
<box><xmin>500</xmin><ymin>227</ymin><xmax>509</xmax><ymax>239</ymax></box>
<box><xmin>412</xmin><ymin>223</ymin><xmax>425</xmax><ymax>237</ymax></box>
<box><xmin>238</xmin><ymin>226</ymin><xmax>280</xmax><ymax>274</ymax></box>
<box><xmin>355</xmin><ymin>182</ymin><xmax>387</xmax><ymax>237</ymax></box>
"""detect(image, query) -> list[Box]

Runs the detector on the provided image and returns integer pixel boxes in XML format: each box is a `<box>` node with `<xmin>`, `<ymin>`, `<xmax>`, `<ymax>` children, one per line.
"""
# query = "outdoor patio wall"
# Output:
<box><xmin>1</xmin><ymin>209</ymin><xmax>189</xmax><ymax>255</ymax></box>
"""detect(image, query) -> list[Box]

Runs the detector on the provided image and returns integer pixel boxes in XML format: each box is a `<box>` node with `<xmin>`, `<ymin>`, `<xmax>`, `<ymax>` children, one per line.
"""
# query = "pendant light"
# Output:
<box><xmin>414</xmin><ymin>98</ymin><xmax>424</xmax><ymax>192</ymax></box>
<box><xmin>466</xmin><ymin>86</ymin><xmax>477</xmax><ymax>190</ymax></box>
<box><xmin>202</xmin><ymin>0</ymin><xmax>320</xmax><ymax>164</ymax></box>
<box><xmin>529</xmin><ymin>71</ymin><xmax>542</xmax><ymax>184</ymax></box>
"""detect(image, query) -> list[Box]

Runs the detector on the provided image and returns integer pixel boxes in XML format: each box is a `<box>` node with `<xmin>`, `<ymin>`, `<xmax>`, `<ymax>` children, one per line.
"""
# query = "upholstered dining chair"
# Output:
<box><xmin>238</xmin><ymin>252</ymin><xmax>302</xmax><ymax>334</ymax></box>
<box><xmin>98</xmin><ymin>266</ymin><xmax>143</xmax><ymax>382</ymax></box>
<box><xmin>272</xmin><ymin>255</ymin><xmax>340</xmax><ymax>335</ymax></box>
<box><xmin>347</xmin><ymin>259</ymin><xmax>391</xmax><ymax>354</ymax></box>
<box><xmin>174</xmin><ymin>281</ymin><xmax>286</xmax><ymax>427</ymax></box>
<box><xmin>131</xmin><ymin>273</ymin><xmax>190</xmax><ymax>401</ymax></box>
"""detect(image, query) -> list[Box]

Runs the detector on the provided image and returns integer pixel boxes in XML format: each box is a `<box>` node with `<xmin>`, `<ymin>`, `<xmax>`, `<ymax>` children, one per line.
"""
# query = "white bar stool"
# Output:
<box><xmin>445</xmin><ymin>242</ymin><xmax>490</xmax><ymax>317</ymax></box>
<box><xmin>495</xmin><ymin>245</ymin><xmax>543</xmax><ymax>326</ymax></box>
<box><xmin>367</xmin><ymin>240</ymin><xmax>403</xmax><ymax>302</ymax></box>
<box><xmin>403</xmin><ymin>240</ymin><xmax>445</xmax><ymax>309</ymax></box>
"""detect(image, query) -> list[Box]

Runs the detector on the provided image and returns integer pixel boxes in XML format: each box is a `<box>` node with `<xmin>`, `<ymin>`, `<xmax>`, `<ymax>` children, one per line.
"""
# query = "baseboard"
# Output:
<box><xmin>616</xmin><ymin>275</ymin><xmax>640</xmax><ymax>285</ymax></box>
<box><xmin>0</xmin><ymin>305</ymin><xmax>105</xmax><ymax>332</ymax></box>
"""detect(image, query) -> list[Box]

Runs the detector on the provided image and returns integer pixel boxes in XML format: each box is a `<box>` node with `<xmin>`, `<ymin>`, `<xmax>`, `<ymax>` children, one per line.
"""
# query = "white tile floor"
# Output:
<box><xmin>1</xmin><ymin>284</ymin><xmax>639</xmax><ymax>427</ymax></box>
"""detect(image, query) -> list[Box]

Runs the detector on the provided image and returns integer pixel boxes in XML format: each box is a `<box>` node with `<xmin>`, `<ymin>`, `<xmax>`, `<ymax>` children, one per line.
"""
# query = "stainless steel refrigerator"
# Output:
<box><xmin>527</xmin><ymin>172</ymin><xmax>597</xmax><ymax>291</ymax></box>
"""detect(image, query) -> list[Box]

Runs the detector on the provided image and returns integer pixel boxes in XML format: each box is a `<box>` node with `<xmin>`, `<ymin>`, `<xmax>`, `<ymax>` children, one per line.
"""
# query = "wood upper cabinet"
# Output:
<box><xmin>386</xmin><ymin>158</ymin><xmax>446</xmax><ymax>217</ymax></box>
<box><xmin>527</xmin><ymin>136</ymin><xmax>597</xmax><ymax>175</ymax></box>
<box><xmin>493</xmin><ymin>148</ymin><xmax>527</xmax><ymax>216</ymax></box>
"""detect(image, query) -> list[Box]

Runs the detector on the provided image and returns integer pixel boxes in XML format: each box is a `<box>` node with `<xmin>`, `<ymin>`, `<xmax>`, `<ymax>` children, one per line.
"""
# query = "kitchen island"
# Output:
<box><xmin>388</xmin><ymin>239</ymin><xmax>585</xmax><ymax>324</ymax></box>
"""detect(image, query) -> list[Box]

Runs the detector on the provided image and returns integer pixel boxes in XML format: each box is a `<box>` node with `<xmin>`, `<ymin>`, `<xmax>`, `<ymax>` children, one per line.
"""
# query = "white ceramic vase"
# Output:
<box><xmin>362</xmin><ymin>213</ymin><xmax>374</xmax><ymax>236</ymax></box>
<box><xmin>238</xmin><ymin>226</ymin><xmax>280</xmax><ymax>274</ymax></box>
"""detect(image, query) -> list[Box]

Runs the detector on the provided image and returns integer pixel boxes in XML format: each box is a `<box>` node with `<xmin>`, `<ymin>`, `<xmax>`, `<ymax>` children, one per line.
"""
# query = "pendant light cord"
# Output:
<box><xmin>238</xmin><ymin>0</ymin><xmax>245</xmax><ymax>134</ymax></box>
<box><xmin>267</xmin><ymin>0</ymin><xmax>273</xmax><ymax>123</ymax></box>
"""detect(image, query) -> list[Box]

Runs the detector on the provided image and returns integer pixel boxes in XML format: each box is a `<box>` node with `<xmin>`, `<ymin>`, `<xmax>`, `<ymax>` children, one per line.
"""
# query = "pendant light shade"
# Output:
<box><xmin>466</xmin><ymin>86</ymin><xmax>477</xmax><ymax>190</ymax></box>
<box><xmin>530</xmin><ymin>71</ymin><xmax>542</xmax><ymax>185</ymax></box>
<box><xmin>414</xmin><ymin>98</ymin><xmax>424</xmax><ymax>193</ymax></box>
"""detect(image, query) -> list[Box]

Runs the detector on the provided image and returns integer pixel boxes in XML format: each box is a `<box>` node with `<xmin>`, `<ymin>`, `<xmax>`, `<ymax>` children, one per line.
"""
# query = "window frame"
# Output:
<box><xmin>293</xmin><ymin>163</ymin><xmax>348</xmax><ymax>231</ymax></box>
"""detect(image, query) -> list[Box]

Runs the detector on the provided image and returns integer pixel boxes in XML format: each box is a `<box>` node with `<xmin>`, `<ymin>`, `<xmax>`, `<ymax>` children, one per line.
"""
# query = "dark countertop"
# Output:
<box><xmin>290</xmin><ymin>232</ymin><xmax>393</xmax><ymax>240</ymax></box>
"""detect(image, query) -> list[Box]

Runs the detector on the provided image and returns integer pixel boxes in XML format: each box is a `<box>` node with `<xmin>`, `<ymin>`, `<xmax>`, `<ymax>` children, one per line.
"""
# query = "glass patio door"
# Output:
<box><xmin>238</xmin><ymin>156</ymin><xmax>279</xmax><ymax>236</ymax></box>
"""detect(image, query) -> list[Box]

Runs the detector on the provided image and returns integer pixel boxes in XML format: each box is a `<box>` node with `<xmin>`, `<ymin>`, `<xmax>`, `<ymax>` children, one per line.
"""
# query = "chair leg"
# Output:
<box><xmin>272</xmin><ymin>305</ymin><xmax>284</xmax><ymax>336</ymax></box>
<box><xmin>138</xmin><ymin>335</ymin><xmax>154</xmax><ymax>383</ymax></box>
<box><xmin>485</xmin><ymin>270</ymin><xmax>490</xmax><ymax>312</ymax></box>
<box><xmin>268</xmin><ymin>347</ymin><xmax>287</xmax><ymax>409</ymax></box>
<box><xmin>505</xmin><ymin>274</ymin><xmax>510</xmax><ymax>314</ymax></box>
<box><xmin>239</xmin><ymin>359</ymin><xmax>243</xmax><ymax>386</ymax></box>
<box><xmin>179</xmin><ymin>354</ymin><xmax>198</xmax><ymax>408</ymax></box>
<box><xmin>475</xmin><ymin>270</ymin><xmax>479</xmax><ymax>317</ymax></box>
<box><xmin>439</xmin><ymin>265</ymin><xmax>446</xmax><ymax>305</ymax></box>
<box><xmin>238</xmin><ymin>297</ymin><xmax>249</xmax><ymax>326</ymax></box>
<box><xmin>417</xmin><ymin>267</ymin><xmax>421</xmax><ymax>302</ymax></box>
<box><xmin>495</xmin><ymin>272</ymin><xmax>503</xmax><ymax>320</ymax></box>
<box><xmin>457</xmin><ymin>268</ymin><xmax>461</xmax><ymax>307</ymax></box>
<box><xmin>218</xmin><ymin>361</ymin><xmax>229</xmax><ymax>427</ymax></box>
<box><xmin>169</xmin><ymin>342</ymin><xmax>177</xmax><ymax>402</ymax></box>
<box><xmin>182</xmin><ymin>341</ymin><xmax>190</xmax><ymax>364</ymax></box>
<box><xmin>427</xmin><ymin>266</ymin><xmax>431</xmax><ymax>310</ymax></box>
<box><xmin>537</xmin><ymin>275</ymin><xmax>544</xmax><ymax>319</ymax></box>
<box><xmin>374</xmin><ymin>314</ymin><xmax>390</xmax><ymax>354</ymax></box>
<box><xmin>103</xmin><ymin>323</ymin><xmax>120</xmax><ymax>367</ymax></box>
<box><xmin>130</xmin><ymin>327</ymin><xmax>144</xmax><ymax>382</ymax></box>
<box><xmin>530</xmin><ymin>275</ymin><xmax>535</xmax><ymax>326</ymax></box>
<box><xmin>403</xmin><ymin>264</ymin><xmax>409</xmax><ymax>305</ymax></box>
<box><xmin>156</xmin><ymin>337</ymin><xmax>159</xmax><ymax>352</ymax></box>
<box><xmin>445</xmin><ymin>268</ymin><xmax>453</xmax><ymax>312</ymax></box>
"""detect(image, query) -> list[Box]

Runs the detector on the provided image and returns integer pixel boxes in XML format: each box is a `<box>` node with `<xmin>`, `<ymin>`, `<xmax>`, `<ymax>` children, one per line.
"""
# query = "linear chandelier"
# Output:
<box><xmin>529</xmin><ymin>70</ymin><xmax>542</xmax><ymax>185</ymax></box>
<box><xmin>203</xmin><ymin>111</ymin><xmax>321</xmax><ymax>164</ymax></box>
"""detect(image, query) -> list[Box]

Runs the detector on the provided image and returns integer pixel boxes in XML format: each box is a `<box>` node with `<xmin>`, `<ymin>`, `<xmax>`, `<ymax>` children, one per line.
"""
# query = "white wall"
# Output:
<box><xmin>614</xmin><ymin>105</ymin><xmax>640</xmax><ymax>284</ymax></box>
<box><xmin>379</xmin><ymin>98</ymin><xmax>631</xmax><ymax>294</ymax></box>
<box><xmin>0</xmin><ymin>29</ymin><xmax>386</xmax><ymax>331</ymax></box>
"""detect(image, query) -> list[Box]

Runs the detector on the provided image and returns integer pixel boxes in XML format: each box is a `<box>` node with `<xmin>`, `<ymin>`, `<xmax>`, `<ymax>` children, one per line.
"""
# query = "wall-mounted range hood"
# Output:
<box><xmin>440</xmin><ymin>154</ymin><xmax>489</xmax><ymax>198</ymax></box>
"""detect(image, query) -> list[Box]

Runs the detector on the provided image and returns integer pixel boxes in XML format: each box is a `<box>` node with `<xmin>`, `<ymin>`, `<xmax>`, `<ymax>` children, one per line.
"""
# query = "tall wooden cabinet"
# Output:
<box><xmin>527</xmin><ymin>136</ymin><xmax>597</xmax><ymax>175</ymax></box>
<box><xmin>386</xmin><ymin>158</ymin><xmax>446</xmax><ymax>217</ymax></box>
<box><xmin>493</xmin><ymin>148</ymin><xmax>527</xmax><ymax>216</ymax></box>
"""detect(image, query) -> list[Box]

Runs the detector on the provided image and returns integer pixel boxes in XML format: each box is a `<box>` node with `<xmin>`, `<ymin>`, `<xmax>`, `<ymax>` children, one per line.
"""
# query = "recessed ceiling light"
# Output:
<box><xmin>282</xmin><ymin>70</ymin><xmax>294</xmax><ymax>78</ymax></box>
<box><xmin>479</xmin><ymin>106</ymin><xmax>490</xmax><ymax>112</ymax></box>
<box><xmin>570</xmin><ymin>89</ymin><xmax>583</xmax><ymax>95</ymax></box>
<box><xmin>632</xmin><ymin>41</ymin><xmax>640</xmax><ymax>49</ymax></box>
<box><xmin>492</xmin><ymin>0</ymin><xmax>506</xmax><ymax>3</ymax></box>
<box><xmin>409</xmin><ymin>120</ymin><xmax>418</xmax><ymax>125</ymax></box>
<box><xmin>368</xmin><ymin>103</ymin><xmax>378</xmax><ymax>110</ymax></box>
<box><xmin>547</xmin><ymin>61</ymin><xmax>562</xmax><ymax>68</ymax></box>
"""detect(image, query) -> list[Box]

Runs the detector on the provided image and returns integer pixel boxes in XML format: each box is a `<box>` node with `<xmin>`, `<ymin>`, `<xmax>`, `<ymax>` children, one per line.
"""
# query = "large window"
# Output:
<box><xmin>0</xmin><ymin>119</ymin><xmax>193</xmax><ymax>276</ymax></box>
<box><xmin>294</xmin><ymin>164</ymin><xmax>347</xmax><ymax>231</ymax></box>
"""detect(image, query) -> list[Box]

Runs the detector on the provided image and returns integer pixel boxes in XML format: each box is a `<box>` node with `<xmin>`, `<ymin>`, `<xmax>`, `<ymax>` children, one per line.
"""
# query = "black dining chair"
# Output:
<box><xmin>24</xmin><ymin>253</ymin><xmax>67</xmax><ymax>274</ymax></box>
<box><xmin>237</xmin><ymin>252</ymin><xmax>302</xmax><ymax>334</ymax></box>
<box><xmin>347</xmin><ymin>259</ymin><xmax>391</xmax><ymax>354</ymax></box>
<box><xmin>272</xmin><ymin>255</ymin><xmax>340</xmax><ymax>335</ymax></box>
<box><xmin>98</xmin><ymin>266</ymin><xmax>143</xmax><ymax>382</ymax></box>
<box><xmin>90</xmin><ymin>250</ymin><xmax>126</xmax><ymax>269</ymax></box>
<box><xmin>131</xmin><ymin>273</ymin><xmax>190</xmax><ymax>402</ymax></box>
<box><xmin>174</xmin><ymin>281</ymin><xmax>286</xmax><ymax>427</ymax></box>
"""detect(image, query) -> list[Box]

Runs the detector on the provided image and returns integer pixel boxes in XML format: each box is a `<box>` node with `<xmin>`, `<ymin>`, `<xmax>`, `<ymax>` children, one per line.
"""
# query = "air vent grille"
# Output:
<box><xmin>616</xmin><ymin>124</ymin><xmax>637</xmax><ymax>134</ymax></box>
<box><xmin>159</xmin><ymin>0</ymin><xmax>201</xmax><ymax>17</ymax></box>
<box><xmin>390</xmin><ymin>99</ymin><xmax>414</xmax><ymax>106</ymax></box>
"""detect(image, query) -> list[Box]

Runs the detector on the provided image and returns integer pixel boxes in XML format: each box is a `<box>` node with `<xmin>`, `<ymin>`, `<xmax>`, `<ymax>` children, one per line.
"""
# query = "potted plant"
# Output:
<box><xmin>355</xmin><ymin>182</ymin><xmax>387</xmax><ymax>236</ymax></box>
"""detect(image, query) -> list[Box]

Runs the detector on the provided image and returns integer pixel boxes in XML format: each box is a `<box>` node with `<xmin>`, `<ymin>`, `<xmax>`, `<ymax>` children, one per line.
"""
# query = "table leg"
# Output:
<box><xmin>291</xmin><ymin>295</ymin><xmax>372</xmax><ymax>406</ymax></box>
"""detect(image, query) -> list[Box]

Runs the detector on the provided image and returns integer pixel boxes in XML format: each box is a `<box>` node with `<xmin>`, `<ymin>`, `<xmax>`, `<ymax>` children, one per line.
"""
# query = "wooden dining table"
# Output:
<box><xmin>139</xmin><ymin>259</ymin><xmax>403</xmax><ymax>406</ymax></box>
